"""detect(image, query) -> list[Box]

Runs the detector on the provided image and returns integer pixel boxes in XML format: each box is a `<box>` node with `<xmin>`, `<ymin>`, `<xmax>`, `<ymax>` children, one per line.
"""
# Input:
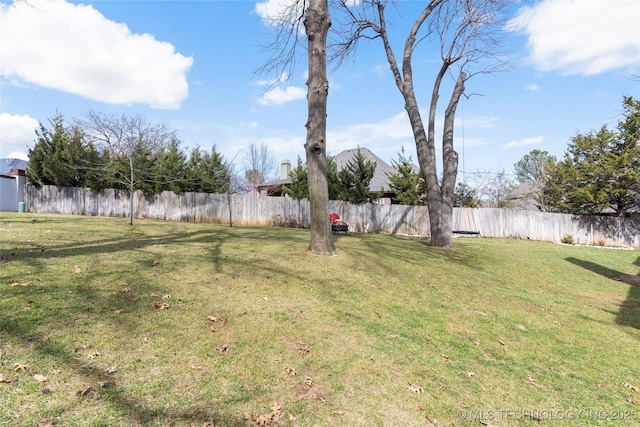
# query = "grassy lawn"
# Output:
<box><xmin>1</xmin><ymin>213</ymin><xmax>638</xmax><ymax>426</ymax></box>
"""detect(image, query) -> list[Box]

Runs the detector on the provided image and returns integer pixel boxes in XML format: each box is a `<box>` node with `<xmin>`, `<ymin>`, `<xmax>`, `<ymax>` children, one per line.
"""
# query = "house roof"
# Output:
<box><xmin>0</xmin><ymin>158</ymin><xmax>28</xmax><ymax>176</ymax></box>
<box><xmin>258</xmin><ymin>147</ymin><xmax>399</xmax><ymax>194</ymax></box>
<box><xmin>332</xmin><ymin>147</ymin><xmax>396</xmax><ymax>193</ymax></box>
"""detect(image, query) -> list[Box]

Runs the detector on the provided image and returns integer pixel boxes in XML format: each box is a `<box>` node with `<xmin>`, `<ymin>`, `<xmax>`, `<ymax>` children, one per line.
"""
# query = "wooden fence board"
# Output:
<box><xmin>24</xmin><ymin>185</ymin><xmax>640</xmax><ymax>247</ymax></box>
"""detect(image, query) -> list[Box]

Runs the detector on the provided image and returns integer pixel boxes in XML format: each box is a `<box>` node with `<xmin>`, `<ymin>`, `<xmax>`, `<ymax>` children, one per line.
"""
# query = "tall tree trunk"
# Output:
<box><xmin>227</xmin><ymin>191</ymin><xmax>233</xmax><ymax>227</ymax></box>
<box><xmin>304</xmin><ymin>0</ymin><xmax>336</xmax><ymax>256</ymax></box>
<box><xmin>376</xmin><ymin>0</ymin><xmax>460</xmax><ymax>249</ymax></box>
<box><xmin>429</xmin><ymin>72</ymin><xmax>465</xmax><ymax>248</ymax></box>
<box><xmin>129</xmin><ymin>156</ymin><xmax>134</xmax><ymax>226</ymax></box>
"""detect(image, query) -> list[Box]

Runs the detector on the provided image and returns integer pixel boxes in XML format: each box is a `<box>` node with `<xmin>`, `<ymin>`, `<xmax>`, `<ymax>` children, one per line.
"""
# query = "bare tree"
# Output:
<box><xmin>223</xmin><ymin>151</ymin><xmax>244</xmax><ymax>227</ymax></box>
<box><xmin>82</xmin><ymin>110</ymin><xmax>175</xmax><ymax>225</ymax></box>
<box><xmin>514</xmin><ymin>149</ymin><xmax>557</xmax><ymax>212</ymax></box>
<box><xmin>332</xmin><ymin>0</ymin><xmax>510</xmax><ymax>248</ymax></box>
<box><xmin>243</xmin><ymin>142</ymin><xmax>278</xmax><ymax>194</ymax></box>
<box><xmin>467</xmin><ymin>170</ymin><xmax>516</xmax><ymax>208</ymax></box>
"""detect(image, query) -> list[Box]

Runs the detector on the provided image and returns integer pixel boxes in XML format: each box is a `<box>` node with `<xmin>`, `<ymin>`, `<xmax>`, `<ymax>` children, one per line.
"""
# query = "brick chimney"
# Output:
<box><xmin>280</xmin><ymin>160</ymin><xmax>291</xmax><ymax>180</ymax></box>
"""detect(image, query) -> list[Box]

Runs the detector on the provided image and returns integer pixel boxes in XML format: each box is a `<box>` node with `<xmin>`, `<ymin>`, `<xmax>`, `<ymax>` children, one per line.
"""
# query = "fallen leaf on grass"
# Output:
<box><xmin>12</xmin><ymin>363</ymin><xmax>29</xmax><ymax>372</ymax></box>
<box><xmin>87</xmin><ymin>352</ymin><xmax>102</xmax><ymax>360</ymax></box>
<box><xmin>216</xmin><ymin>344</ymin><xmax>230</xmax><ymax>354</ymax></box>
<box><xmin>76</xmin><ymin>386</ymin><xmax>92</xmax><ymax>396</ymax></box>
<box><xmin>121</xmin><ymin>287</ymin><xmax>131</xmax><ymax>293</ymax></box>
<box><xmin>303</xmin><ymin>376</ymin><xmax>314</xmax><ymax>387</ymax></box>
<box><xmin>114</xmin><ymin>309</ymin><xmax>125</xmax><ymax>314</ymax></box>
<box><xmin>298</xmin><ymin>345</ymin><xmax>310</xmax><ymax>356</ymax></box>
<box><xmin>152</xmin><ymin>260</ymin><xmax>161</xmax><ymax>266</ymax></box>
<box><xmin>153</xmin><ymin>302</ymin><xmax>171</xmax><ymax>310</ymax></box>
<box><xmin>466</xmin><ymin>372</ymin><xmax>477</xmax><ymax>378</ymax></box>
<box><xmin>407</xmin><ymin>382</ymin><xmax>423</xmax><ymax>393</ymax></box>
<box><xmin>8</xmin><ymin>279</ymin><xmax>29</xmax><ymax>287</ymax></box>
<box><xmin>162</xmin><ymin>294</ymin><xmax>171</xmax><ymax>299</ymax></box>
<box><xmin>332</xmin><ymin>410</ymin><xmax>345</xmax><ymax>415</ymax></box>
<box><xmin>285</xmin><ymin>366</ymin><xmax>297</xmax><ymax>376</ymax></box>
<box><xmin>105</xmin><ymin>366</ymin><xmax>117</xmax><ymax>374</ymax></box>
<box><xmin>33</xmin><ymin>374</ymin><xmax>48</xmax><ymax>382</ymax></box>
<box><xmin>425</xmin><ymin>415</ymin><xmax>438</xmax><ymax>425</ymax></box>
<box><xmin>73</xmin><ymin>266</ymin><xmax>82</xmax><ymax>274</ymax></box>
<box><xmin>73</xmin><ymin>343</ymin><xmax>92</xmax><ymax>352</ymax></box>
<box><xmin>207</xmin><ymin>316</ymin><xmax>222</xmax><ymax>322</ymax></box>
<box><xmin>251</xmin><ymin>401</ymin><xmax>281</xmax><ymax>426</ymax></box>
<box><xmin>624</xmin><ymin>382</ymin><xmax>639</xmax><ymax>392</ymax></box>
<box><xmin>0</xmin><ymin>374</ymin><xmax>12</xmax><ymax>383</ymax></box>
<box><xmin>38</xmin><ymin>420</ymin><xmax>55</xmax><ymax>427</ymax></box>
<box><xmin>526</xmin><ymin>375</ymin><xmax>546</xmax><ymax>389</ymax></box>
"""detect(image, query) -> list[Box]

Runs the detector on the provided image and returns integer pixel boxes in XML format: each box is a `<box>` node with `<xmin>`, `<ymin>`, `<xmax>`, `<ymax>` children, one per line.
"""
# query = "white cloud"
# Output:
<box><xmin>255</xmin><ymin>0</ymin><xmax>305</xmax><ymax>28</ymax></box>
<box><xmin>0</xmin><ymin>113</ymin><xmax>39</xmax><ymax>159</ymax></box>
<box><xmin>0</xmin><ymin>0</ymin><xmax>192</xmax><ymax>109</ymax></box>
<box><xmin>259</xmin><ymin>135</ymin><xmax>306</xmax><ymax>158</ymax></box>
<box><xmin>258</xmin><ymin>86</ymin><xmax>306</xmax><ymax>106</ymax></box>
<box><xmin>328</xmin><ymin>112</ymin><xmax>413</xmax><ymax>153</ymax></box>
<box><xmin>524</xmin><ymin>84</ymin><xmax>538</xmax><ymax>91</ymax></box>
<box><xmin>503</xmin><ymin>136</ymin><xmax>543</xmax><ymax>149</ymax></box>
<box><xmin>242</xmin><ymin>121</ymin><xmax>259</xmax><ymax>129</ymax></box>
<box><xmin>458</xmin><ymin>116</ymin><xmax>498</xmax><ymax>129</ymax></box>
<box><xmin>512</xmin><ymin>0</ymin><xmax>640</xmax><ymax>75</ymax></box>
<box><xmin>326</xmin><ymin>111</ymin><xmax>495</xmax><ymax>159</ymax></box>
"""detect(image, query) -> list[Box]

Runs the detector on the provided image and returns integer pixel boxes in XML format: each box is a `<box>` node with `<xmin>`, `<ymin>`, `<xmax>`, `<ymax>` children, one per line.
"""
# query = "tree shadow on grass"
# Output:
<box><xmin>1</xmin><ymin>220</ymin><xmax>310</xmax><ymax>425</ymax></box>
<box><xmin>565</xmin><ymin>256</ymin><xmax>640</xmax><ymax>330</ymax></box>
<box><xmin>0</xmin><ymin>316</ymin><xmax>248</xmax><ymax>426</ymax></box>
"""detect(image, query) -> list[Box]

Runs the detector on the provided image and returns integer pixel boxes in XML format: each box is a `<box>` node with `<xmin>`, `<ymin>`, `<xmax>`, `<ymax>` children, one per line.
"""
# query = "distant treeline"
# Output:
<box><xmin>26</xmin><ymin>113</ymin><xmax>232</xmax><ymax>195</ymax></box>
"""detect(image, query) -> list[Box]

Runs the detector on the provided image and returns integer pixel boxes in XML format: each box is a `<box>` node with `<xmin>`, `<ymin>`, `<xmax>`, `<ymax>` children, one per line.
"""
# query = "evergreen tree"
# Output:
<box><xmin>26</xmin><ymin>122</ymin><xmax>53</xmax><ymax>187</ymax></box>
<box><xmin>155</xmin><ymin>137</ymin><xmax>188</xmax><ymax>193</ymax></box>
<box><xmin>283</xmin><ymin>156</ymin><xmax>309</xmax><ymax>199</ymax></box>
<box><xmin>326</xmin><ymin>156</ymin><xmax>342</xmax><ymax>201</ymax></box>
<box><xmin>199</xmin><ymin>147</ymin><xmax>230</xmax><ymax>194</ymax></box>
<box><xmin>185</xmin><ymin>146</ymin><xmax>230</xmax><ymax>193</ymax></box>
<box><xmin>338</xmin><ymin>149</ymin><xmax>376</xmax><ymax>203</ymax></box>
<box><xmin>26</xmin><ymin>114</ymin><xmax>101</xmax><ymax>188</ymax></box>
<box><xmin>545</xmin><ymin>97</ymin><xmax>639</xmax><ymax>216</ymax></box>
<box><xmin>453</xmin><ymin>182</ymin><xmax>480</xmax><ymax>208</ymax></box>
<box><xmin>386</xmin><ymin>147</ymin><xmax>425</xmax><ymax>205</ymax></box>
<box><xmin>130</xmin><ymin>139</ymin><xmax>157</xmax><ymax>194</ymax></box>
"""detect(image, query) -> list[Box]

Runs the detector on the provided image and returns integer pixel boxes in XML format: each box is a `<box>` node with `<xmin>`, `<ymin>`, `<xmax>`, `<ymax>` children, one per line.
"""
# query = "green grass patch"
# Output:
<box><xmin>0</xmin><ymin>213</ymin><xmax>638</xmax><ymax>426</ymax></box>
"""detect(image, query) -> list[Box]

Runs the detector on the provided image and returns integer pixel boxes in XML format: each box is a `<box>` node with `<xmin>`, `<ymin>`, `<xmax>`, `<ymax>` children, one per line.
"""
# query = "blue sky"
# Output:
<box><xmin>1</xmin><ymin>0</ymin><xmax>639</xmax><ymax>181</ymax></box>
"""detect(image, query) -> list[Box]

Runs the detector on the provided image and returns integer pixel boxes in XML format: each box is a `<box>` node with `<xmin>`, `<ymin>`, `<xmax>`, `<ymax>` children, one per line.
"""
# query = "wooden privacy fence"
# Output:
<box><xmin>25</xmin><ymin>185</ymin><xmax>640</xmax><ymax>247</ymax></box>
